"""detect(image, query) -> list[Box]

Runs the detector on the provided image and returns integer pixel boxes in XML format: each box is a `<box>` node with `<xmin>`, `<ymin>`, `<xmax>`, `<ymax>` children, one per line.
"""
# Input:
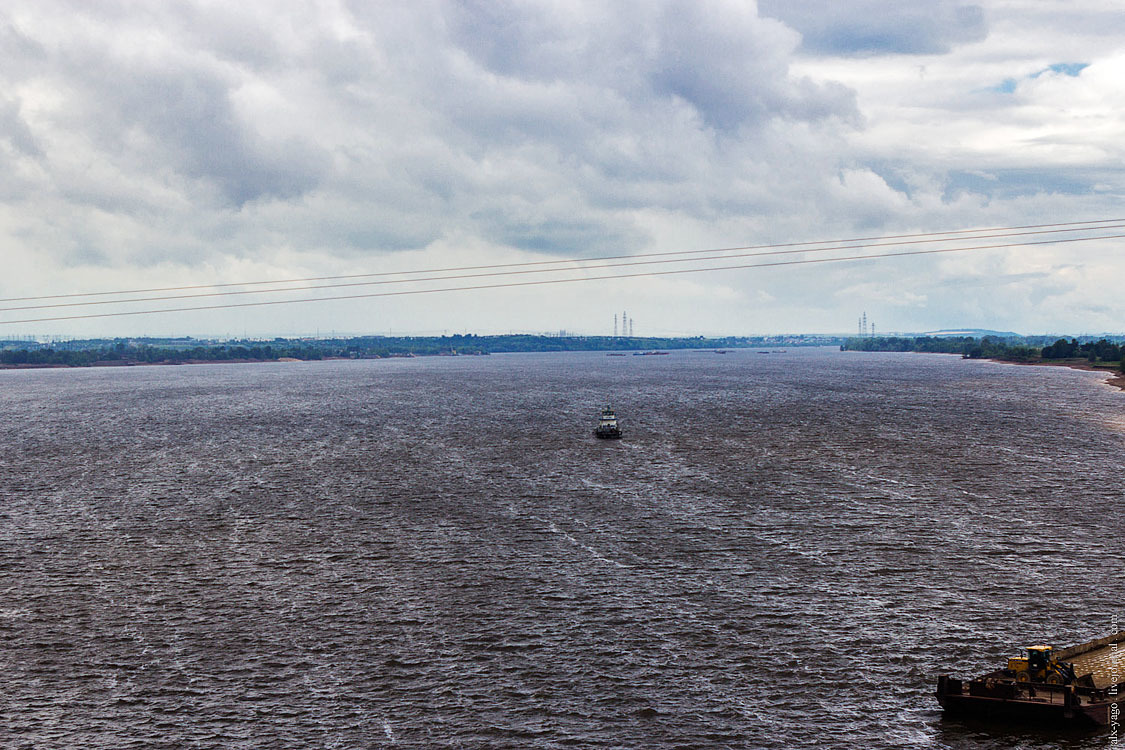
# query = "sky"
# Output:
<box><xmin>0</xmin><ymin>0</ymin><xmax>1123</xmax><ymax>339</ymax></box>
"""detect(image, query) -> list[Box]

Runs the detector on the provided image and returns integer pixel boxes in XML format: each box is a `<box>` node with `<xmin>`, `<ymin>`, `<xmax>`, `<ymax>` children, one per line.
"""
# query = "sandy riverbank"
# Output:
<box><xmin>993</xmin><ymin>358</ymin><xmax>1125</xmax><ymax>392</ymax></box>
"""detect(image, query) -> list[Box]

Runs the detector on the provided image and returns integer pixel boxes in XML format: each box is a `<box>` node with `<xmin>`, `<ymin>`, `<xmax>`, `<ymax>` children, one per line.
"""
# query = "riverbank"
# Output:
<box><xmin>995</xmin><ymin>358</ymin><xmax>1125</xmax><ymax>392</ymax></box>
<box><xmin>841</xmin><ymin>334</ymin><xmax>1125</xmax><ymax>393</ymax></box>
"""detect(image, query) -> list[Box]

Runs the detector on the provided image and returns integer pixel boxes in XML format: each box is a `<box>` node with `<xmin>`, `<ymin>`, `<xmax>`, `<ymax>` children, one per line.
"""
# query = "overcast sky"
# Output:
<box><xmin>1</xmin><ymin>0</ymin><xmax>1122</xmax><ymax>338</ymax></box>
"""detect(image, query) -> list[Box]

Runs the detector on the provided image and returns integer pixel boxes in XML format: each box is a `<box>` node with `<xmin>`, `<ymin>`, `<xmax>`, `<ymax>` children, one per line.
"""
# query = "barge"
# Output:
<box><xmin>937</xmin><ymin>630</ymin><xmax>1123</xmax><ymax>728</ymax></box>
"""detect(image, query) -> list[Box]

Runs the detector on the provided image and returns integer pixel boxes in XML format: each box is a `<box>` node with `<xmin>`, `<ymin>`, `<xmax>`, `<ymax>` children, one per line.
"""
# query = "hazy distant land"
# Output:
<box><xmin>2</xmin><ymin>334</ymin><xmax>1123</xmax><ymax>392</ymax></box>
<box><xmin>0</xmin><ymin>333</ymin><xmax>835</xmax><ymax>368</ymax></box>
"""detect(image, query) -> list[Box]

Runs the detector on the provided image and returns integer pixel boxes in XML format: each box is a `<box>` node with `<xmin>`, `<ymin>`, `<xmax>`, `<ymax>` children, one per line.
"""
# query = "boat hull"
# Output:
<box><xmin>938</xmin><ymin>630</ymin><xmax>1125</xmax><ymax>729</ymax></box>
<box><xmin>937</xmin><ymin>675</ymin><xmax>1121</xmax><ymax>728</ymax></box>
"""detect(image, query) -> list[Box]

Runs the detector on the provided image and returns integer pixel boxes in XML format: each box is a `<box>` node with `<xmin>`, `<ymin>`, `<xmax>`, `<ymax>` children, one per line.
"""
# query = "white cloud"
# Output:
<box><xmin>0</xmin><ymin>0</ymin><xmax>1121</xmax><ymax>337</ymax></box>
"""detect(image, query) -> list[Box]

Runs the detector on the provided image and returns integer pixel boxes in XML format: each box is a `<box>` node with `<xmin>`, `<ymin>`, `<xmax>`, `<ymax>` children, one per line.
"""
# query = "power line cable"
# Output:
<box><xmin>1</xmin><ymin>217</ymin><xmax>1121</xmax><ymax>304</ymax></box>
<box><xmin>2</xmin><ymin>222</ymin><xmax>1122</xmax><ymax>312</ymax></box>
<box><xmin>2</xmin><ymin>231</ymin><xmax>1120</xmax><ymax>325</ymax></box>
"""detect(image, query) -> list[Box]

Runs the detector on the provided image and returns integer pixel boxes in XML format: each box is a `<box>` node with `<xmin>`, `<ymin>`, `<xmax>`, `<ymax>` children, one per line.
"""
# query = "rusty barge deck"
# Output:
<box><xmin>937</xmin><ymin>631</ymin><xmax>1124</xmax><ymax>728</ymax></box>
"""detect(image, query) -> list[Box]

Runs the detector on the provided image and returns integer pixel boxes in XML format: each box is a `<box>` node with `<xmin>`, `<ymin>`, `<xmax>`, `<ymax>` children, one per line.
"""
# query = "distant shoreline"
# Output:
<box><xmin>4</xmin><ymin>348</ymin><xmax>1124</xmax><ymax>391</ymax></box>
<box><xmin>0</xmin><ymin>334</ymin><xmax>839</xmax><ymax>370</ymax></box>
<box><xmin>0</xmin><ymin>356</ymin><xmax>344</xmax><ymax>371</ymax></box>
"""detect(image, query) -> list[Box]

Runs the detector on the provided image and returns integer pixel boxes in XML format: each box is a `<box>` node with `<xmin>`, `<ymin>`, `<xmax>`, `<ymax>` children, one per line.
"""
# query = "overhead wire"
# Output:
<box><xmin>0</xmin><ymin>216</ymin><xmax>1121</xmax><ymax>304</ymax></box>
<box><xmin>2</xmin><ymin>230</ymin><xmax>1121</xmax><ymax>325</ymax></box>
<box><xmin>1</xmin><ymin>221</ymin><xmax>1123</xmax><ymax>313</ymax></box>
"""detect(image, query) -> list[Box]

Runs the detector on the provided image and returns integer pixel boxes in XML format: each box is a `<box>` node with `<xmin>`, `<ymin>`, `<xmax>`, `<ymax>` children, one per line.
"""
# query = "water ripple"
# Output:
<box><xmin>0</xmin><ymin>350</ymin><xmax>1120</xmax><ymax>748</ymax></box>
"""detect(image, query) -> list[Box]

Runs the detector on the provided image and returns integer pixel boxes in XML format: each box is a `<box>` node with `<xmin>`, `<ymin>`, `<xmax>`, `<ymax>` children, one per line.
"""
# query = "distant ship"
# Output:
<box><xmin>594</xmin><ymin>407</ymin><xmax>623</xmax><ymax>439</ymax></box>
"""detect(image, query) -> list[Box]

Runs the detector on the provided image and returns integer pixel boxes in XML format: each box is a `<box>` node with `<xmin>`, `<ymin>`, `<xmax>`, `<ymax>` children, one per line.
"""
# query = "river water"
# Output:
<box><xmin>0</xmin><ymin>347</ymin><xmax>1121</xmax><ymax>749</ymax></box>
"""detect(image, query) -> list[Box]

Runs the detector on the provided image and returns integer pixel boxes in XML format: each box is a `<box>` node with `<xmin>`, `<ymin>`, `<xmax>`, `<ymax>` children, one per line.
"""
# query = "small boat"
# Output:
<box><xmin>594</xmin><ymin>406</ymin><xmax>623</xmax><ymax>439</ymax></box>
<box><xmin>936</xmin><ymin>630</ymin><xmax>1125</xmax><ymax>727</ymax></box>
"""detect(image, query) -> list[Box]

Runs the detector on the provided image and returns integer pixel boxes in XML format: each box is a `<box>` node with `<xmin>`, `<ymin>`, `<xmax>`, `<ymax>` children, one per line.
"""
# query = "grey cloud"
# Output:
<box><xmin>0</xmin><ymin>20</ymin><xmax>47</xmax><ymax>167</ymax></box>
<box><xmin>784</xmin><ymin>77</ymin><xmax>861</xmax><ymax>126</ymax></box>
<box><xmin>648</xmin><ymin>0</ymin><xmax>843</xmax><ymax>131</ymax></box>
<box><xmin>493</xmin><ymin>217</ymin><xmax>645</xmax><ymax>256</ymax></box>
<box><xmin>444</xmin><ymin>0</ymin><xmax>859</xmax><ymax>134</ymax></box>
<box><xmin>173</xmin><ymin>5</ymin><xmax>287</xmax><ymax>71</ymax></box>
<box><xmin>936</xmin><ymin>270</ymin><xmax>1054</xmax><ymax>289</ymax></box>
<box><xmin>941</xmin><ymin>169</ymin><xmax>1107</xmax><ymax>202</ymax></box>
<box><xmin>446</xmin><ymin>0</ymin><xmax>576</xmax><ymax>81</ymax></box>
<box><xmin>759</xmin><ymin>0</ymin><xmax>987</xmax><ymax>56</ymax></box>
<box><xmin>302</xmin><ymin>206</ymin><xmax>446</xmax><ymax>255</ymax></box>
<box><xmin>60</xmin><ymin>243</ymin><xmax>112</xmax><ymax>267</ymax></box>
<box><xmin>0</xmin><ymin>16</ymin><xmax>46</xmax><ymax>71</ymax></box>
<box><xmin>62</xmin><ymin>53</ymin><xmax>327</xmax><ymax>208</ymax></box>
<box><xmin>323</xmin><ymin>2</ymin><xmax>860</xmax><ymax>184</ymax></box>
<box><xmin>9</xmin><ymin>0</ymin><xmax>1117</xmax><ymax>339</ymax></box>
<box><xmin>0</xmin><ymin>2</ymin><xmax>1055</xmax><ymax>340</ymax></box>
<box><xmin>0</xmin><ymin>98</ymin><xmax>43</xmax><ymax>158</ymax></box>
<box><xmin>345</xmin><ymin>0</ymin><xmax>861</xmax><ymax>258</ymax></box>
<box><xmin>0</xmin><ymin>2</ymin><xmax>332</xmax><ymax>211</ymax></box>
<box><xmin>471</xmin><ymin>204</ymin><xmax>648</xmax><ymax>257</ymax></box>
<box><xmin>114</xmin><ymin>68</ymin><xmax>325</xmax><ymax>206</ymax></box>
<box><xmin>862</xmin><ymin>162</ymin><xmax>915</xmax><ymax>199</ymax></box>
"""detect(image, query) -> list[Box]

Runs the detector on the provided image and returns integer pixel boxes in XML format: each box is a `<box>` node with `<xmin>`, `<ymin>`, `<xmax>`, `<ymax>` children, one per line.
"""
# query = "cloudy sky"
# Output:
<box><xmin>1</xmin><ymin>0</ymin><xmax>1122</xmax><ymax>338</ymax></box>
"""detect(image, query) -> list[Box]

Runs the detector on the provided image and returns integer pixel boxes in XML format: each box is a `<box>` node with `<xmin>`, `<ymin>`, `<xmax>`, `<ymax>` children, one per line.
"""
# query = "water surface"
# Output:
<box><xmin>0</xmin><ymin>348</ymin><xmax>1121</xmax><ymax>748</ymax></box>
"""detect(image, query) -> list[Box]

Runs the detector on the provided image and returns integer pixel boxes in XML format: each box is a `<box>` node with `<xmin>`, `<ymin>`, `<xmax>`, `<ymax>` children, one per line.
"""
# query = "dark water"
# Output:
<box><xmin>0</xmin><ymin>348</ymin><xmax>1122</xmax><ymax>749</ymax></box>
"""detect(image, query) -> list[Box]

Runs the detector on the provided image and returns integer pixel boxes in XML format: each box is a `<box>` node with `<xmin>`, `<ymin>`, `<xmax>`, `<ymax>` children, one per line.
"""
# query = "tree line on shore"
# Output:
<box><xmin>7</xmin><ymin>333</ymin><xmax>1122</xmax><ymax>370</ymax></box>
<box><xmin>842</xmin><ymin>335</ymin><xmax>1125</xmax><ymax>371</ymax></box>
<box><xmin>0</xmin><ymin>343</ymin><xmax>329</xmax><ymax>367</ymax></box>
<box><xmin>0</xmin><ymin>334</ymin><xmax>783</xmax><ymax>367</ymax></box>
